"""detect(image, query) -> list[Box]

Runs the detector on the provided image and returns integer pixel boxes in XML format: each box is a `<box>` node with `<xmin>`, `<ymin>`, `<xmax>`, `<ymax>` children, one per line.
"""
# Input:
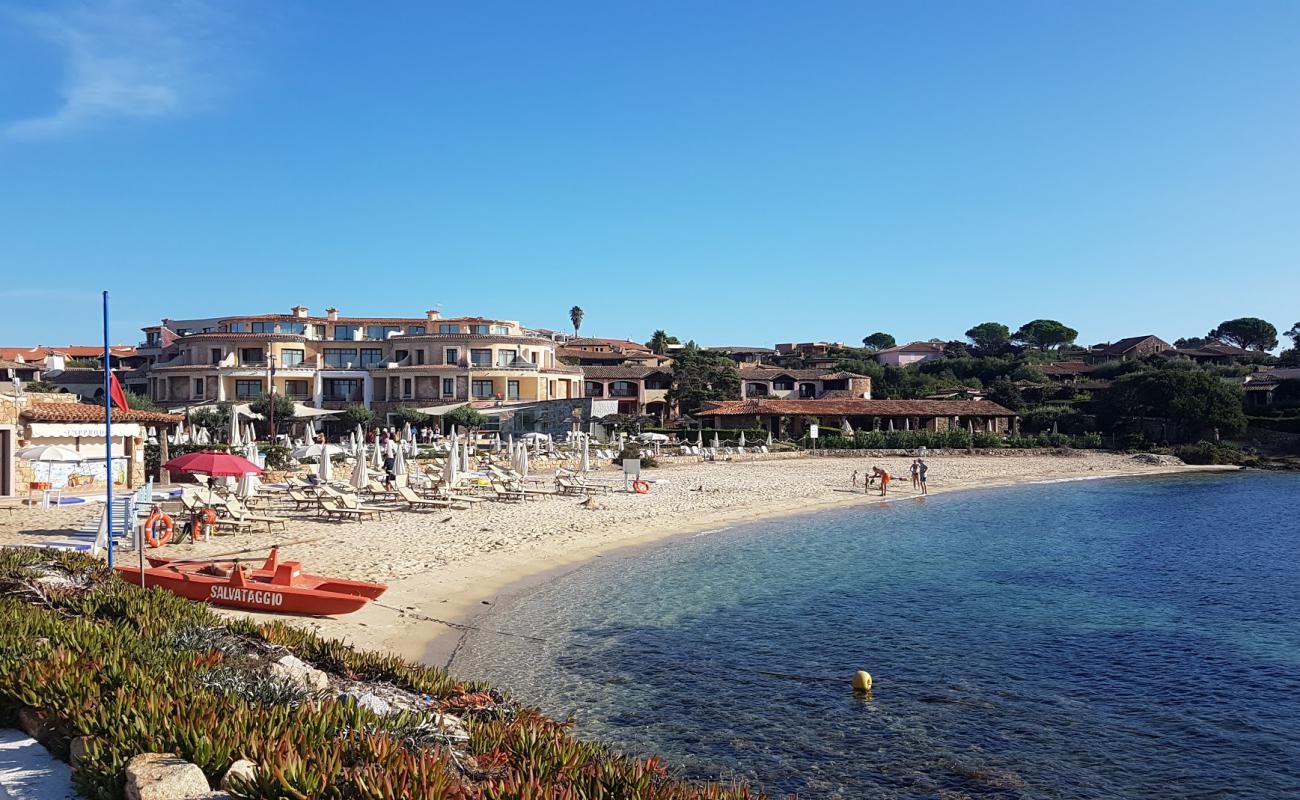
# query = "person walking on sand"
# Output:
<box><xmin>918</xmin><ymin>459</ymin><xmax>929</xmax><ymax>495</ymax></box>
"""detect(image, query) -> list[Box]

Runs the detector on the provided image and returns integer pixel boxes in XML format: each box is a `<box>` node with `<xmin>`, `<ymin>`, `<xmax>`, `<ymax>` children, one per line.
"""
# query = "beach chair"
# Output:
<box><xmin>396</xmin><ymin>486</ymin><xmax>452</xmax><ymax>511</ymax></box>
<box><xmin>365</xmin><ymin>480</ymin><xmax>400</xmax><ymax>500</ymax></box>
<box><xmin>222</xmin><ymin>498</ymin><xmax>290</xmax><ymax>532</ymax></box>
<box><xmin>285</xmin><ymin>490</ymin><xmax>318</xmax><ymax>511</ymax></box>
<box><xmin>487</xmin><ymin>481</ymin><xmax>525</xmax><ymax>503</ymax></box>
<box><xmin>315</xmin><ymin>495</ymin><xmax>370</xmax><ymax>522</ymax></box>
<box><xmin>335</xmin><ymin>493</ymin><xmax>389</xmax><ymax>519</ymax></box>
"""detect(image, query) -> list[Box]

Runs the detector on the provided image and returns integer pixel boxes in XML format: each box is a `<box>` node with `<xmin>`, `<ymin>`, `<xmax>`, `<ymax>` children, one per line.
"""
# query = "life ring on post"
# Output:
<box><xmin>632</xmin><ymin>480</ymin><xmax>651</xmax><ymax>494</ymax></box>
<box><xmin>191</xmin><ymin>508</ymin><xmax>217</xmax><ymax>542</ymax></box>
<box><xmin>144</xmin><ymin>509</ymin><xmax>174</xmax><ymax>548</ymax></box>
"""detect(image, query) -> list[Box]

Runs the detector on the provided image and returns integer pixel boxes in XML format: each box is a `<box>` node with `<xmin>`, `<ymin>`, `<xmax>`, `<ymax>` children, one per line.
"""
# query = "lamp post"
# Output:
<box><xmin>267</xmin><ymin>353</ymin><xmax>277</xmax><ymax>444</ymax></box>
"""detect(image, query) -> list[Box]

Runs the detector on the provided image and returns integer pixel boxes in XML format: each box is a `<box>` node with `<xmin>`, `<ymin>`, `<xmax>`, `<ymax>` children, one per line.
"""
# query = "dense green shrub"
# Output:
<box><xmin>1174</xmin><ymin>441</ymin><xmax>1247</xmax><ymax>465</ymax></box>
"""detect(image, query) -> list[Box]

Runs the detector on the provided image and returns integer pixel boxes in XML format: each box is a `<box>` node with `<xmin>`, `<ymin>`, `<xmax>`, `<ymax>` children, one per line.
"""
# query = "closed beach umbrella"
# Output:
<box><xmin>580</xmin><ymin>433</ymin><xmax>591</xmax><ymax>473</ymax></box>
<box><xmin>695</xmin><ymin>430</ymin><xmax>703</xmax><ymax>448</ymax></box>
<box><xmin>463</xmin><ymin>439</ymin><xmax>472</xmax><ymax>472</ymax></box>
<box><xmin>196</xmin><ymin>427</ymin><xmax>210</xmax><ymax>445</ymax></box>
<box><xmin>766</xmin><ymin>430</ymin><xmax>773</xmax><ymax>447</ymax></box>
<box><xmin>243</xmin><ymin>442</ymin><xmax>259</xmax><ymax>468</ymax></box>
<box><xmin>518</xmin><ymin>444</ymin><xmax>529</xmax><ymax>478</ymax></box>
<box><xmin>711</xmin><ymin>433</ymin><xmax>720</xmax><ymax>450</ymax></box>
<box><xmin>238</xmin><ymin>470</ymin><xmax>260</xmax><ymax>500</ymax></box>
<box><xmin>355</xmin><ymin>423</ymin><xmax>364</xmax><ymax>446</ymax></box>
<box><xmin>371</xmin><ymin>436</ymin><xmax>383</xmax><ymax>468</ymax></box>
<box><xmin>402</xmin><ymin>421</ymin><xmax>412</xmax><ymax>447</ymax></box>
<box><xmin>841</xmin><ymin>418</ymin><xmax>854</xmax><ymax>436</ymax></box>
<box><xmin>888</xmin><ymin>418</ymin><xmax>895</xmax><ymax>432</ymax></box>
<box><xmin>443</xmin><ymin>444</ymin><xmax>458</xmax><ymax>486</ymax></box>
<box><xmin>393</xmin><ymin>444</ymin><xmax>407</xmax><ymax>477</ymax></box>
<box><xmin>304</xmin><ymin>420</ymin><xmax>316</xmax><ymax>441</ymax></box>
<box><xmin>351</xmin><ymin>449</ymin><xmax>369</xmax><ymax>489</ymax></box>
<box><xmin>318</xmin><ymin>448</ymin><xmax>332</xmax><ymax>482</ymax></box>
<box><xmin>738</xmin><ymin>431</ymin><xmax>747</xmax><ymax>448</ymax></box>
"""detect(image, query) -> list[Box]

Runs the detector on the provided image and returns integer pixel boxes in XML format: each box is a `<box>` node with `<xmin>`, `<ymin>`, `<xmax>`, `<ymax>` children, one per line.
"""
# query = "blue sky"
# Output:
<box><xmin>1</xmin><ymin>1</ymin><xmax>1297</xmax><ymax>349</ymax></box>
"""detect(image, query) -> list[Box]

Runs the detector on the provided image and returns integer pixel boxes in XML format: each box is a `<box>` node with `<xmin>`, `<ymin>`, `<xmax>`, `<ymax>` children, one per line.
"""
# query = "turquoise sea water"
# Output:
<box><xmin>454</xmin><ymin>472</ymin><xmax>1300</xmax><ymax>798</ymax></box>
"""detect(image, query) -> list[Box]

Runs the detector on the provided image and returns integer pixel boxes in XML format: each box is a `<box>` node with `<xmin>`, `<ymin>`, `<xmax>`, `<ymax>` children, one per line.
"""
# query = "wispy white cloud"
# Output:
<box><xmin>3</xmin><ymin>0</ymin><xmax>232</xmax><ymax>139</ymax></box>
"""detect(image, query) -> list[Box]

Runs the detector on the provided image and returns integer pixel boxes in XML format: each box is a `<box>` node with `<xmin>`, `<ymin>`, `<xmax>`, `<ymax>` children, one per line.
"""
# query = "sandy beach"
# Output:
<box><xmin>0</xmin><ymin>452</ymin><xmax>1231</xmax><ymax>673</ymax></box>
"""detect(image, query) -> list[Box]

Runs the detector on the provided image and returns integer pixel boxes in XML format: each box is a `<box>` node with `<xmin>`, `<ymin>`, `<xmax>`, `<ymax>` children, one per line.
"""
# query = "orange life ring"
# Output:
<box><xmin>191</xmin><ymin>508</ymin><xmax>217</xmax><ymax>542</ymax></box>
<box><xmin>632</xmin><ymin>480</ymin><xmax>651</xmax><ymax>494</ymax></box>
<box><xmin>144</xmin><ymin>509</ymin><xmax>174</xmax><ymax>548</ymax></box>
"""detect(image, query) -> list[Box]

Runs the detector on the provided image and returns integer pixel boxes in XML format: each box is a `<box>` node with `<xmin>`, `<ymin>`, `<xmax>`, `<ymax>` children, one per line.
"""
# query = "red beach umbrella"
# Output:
<box><xmin>163</xmin><ymin>451</ymin><xmax>263</xmax><ymax>477</ymax></box>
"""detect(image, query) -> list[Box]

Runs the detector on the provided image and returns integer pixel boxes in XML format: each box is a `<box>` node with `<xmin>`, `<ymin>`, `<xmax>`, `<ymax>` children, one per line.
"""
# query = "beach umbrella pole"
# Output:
<box><xmin>102</xmin><ymin>291</ymin><xmax>114</xmax><ymax>568</ymax></box>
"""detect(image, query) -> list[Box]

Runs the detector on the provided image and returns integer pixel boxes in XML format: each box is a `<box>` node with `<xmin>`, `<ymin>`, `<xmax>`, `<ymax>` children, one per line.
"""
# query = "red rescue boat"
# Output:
<box><xmin>115</xmin><ymin>547</ymin><xmax>387</xmax><ymax>616</ymax></box>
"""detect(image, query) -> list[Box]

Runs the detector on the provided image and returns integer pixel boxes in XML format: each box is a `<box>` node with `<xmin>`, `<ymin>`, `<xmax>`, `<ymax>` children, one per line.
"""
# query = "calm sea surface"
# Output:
<box><xmin>454</xmin><ymin>472</ymin><xmax>1300</xmax><ymax>798</ymax></box>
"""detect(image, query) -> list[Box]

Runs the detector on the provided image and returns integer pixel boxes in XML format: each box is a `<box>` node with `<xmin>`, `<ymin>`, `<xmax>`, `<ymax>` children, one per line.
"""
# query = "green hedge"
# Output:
<box><xmin>1247</xmin><ymin>416</ymin><xmax>1300</xmax><ymax>434</ymax></box>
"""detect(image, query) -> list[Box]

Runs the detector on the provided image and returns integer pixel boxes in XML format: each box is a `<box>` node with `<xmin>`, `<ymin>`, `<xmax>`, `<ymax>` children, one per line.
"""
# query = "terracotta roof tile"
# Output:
<box><xmin>21</xmin><ymin>402</ymin><xmax>182</xmax><ymax>424</ymax></box>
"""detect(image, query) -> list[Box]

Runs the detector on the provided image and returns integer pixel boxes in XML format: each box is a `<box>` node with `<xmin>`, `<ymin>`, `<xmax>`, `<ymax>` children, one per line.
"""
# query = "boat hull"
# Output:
<box><xmin>143</xmin><ymin>556</ymin><xmax>387</xmax><ymax>599</ymax></box>
<box><xmin>115</xmin><ymin>566</ymin><xmax>373</xmax><ymax>615</ymax></box>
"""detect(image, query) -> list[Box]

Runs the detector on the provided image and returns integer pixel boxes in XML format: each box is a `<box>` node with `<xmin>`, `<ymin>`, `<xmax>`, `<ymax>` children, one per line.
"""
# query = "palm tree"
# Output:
<box><xmin>569</xmin><ymin>306</ymin><xmax>584</xmax><ymax>337</ymax></box>
<box><xmin>648</xmin><ymin>330</ymin><xmax>670</xmax><ymax>355</ymax></box>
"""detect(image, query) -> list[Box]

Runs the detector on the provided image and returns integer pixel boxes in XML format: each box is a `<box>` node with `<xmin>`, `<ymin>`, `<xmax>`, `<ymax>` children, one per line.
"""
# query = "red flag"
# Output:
<box><xmin>108</xmin><ymin>372</ymin><xmax>130</xmax><ymax>413</ymax></box>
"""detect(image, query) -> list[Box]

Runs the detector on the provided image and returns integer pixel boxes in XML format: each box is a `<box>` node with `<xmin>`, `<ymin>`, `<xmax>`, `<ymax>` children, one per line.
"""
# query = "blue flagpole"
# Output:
<box><xmin>103</xmin><ymin>291</ymin><xmax>113</xmax><ymax>569</ymax></box>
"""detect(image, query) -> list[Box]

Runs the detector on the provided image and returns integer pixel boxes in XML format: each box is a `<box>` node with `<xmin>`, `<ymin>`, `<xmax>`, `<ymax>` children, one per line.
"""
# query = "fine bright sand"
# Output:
<box><xmin>0</xmin><ymin>452</ymin><xmax>1229</xmax><ymax>674</ymax></box>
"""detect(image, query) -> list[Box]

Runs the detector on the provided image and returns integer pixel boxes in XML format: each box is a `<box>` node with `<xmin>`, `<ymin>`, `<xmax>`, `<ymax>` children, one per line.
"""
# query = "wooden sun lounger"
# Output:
<box><xmin>316</xmin><ymin>496</ymin><xmax>373</xmax><ymax>522</ymax></box>
<box><xmin>397</xmin><ymin>486</ymin><xmax>453</xmax><ymax>511</ymax></box>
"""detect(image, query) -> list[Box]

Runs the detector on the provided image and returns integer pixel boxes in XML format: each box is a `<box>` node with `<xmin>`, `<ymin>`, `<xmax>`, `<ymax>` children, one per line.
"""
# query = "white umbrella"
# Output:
<box><xmin>372</xmin><ymin>437</ymin><xmax>383</xmax><ymax>469</ymax></box>
<box><xmin>238</xmin><ymin>470</ymin><xmax>260</xmax><ymax>500</ymax></box>
<box><xmin>766</xmin><ymin>430</ymin><xmax>773</xmax><ymax>447</ymax></box>
<box><xmin>494</xmin><ymin>433</ymin><xmax>502</xmax><ymax>453</ymax></box>
<box><xmin>355</xmin><ymin>423</ymin><xmax>364</xmax><ymax>446</ymax></box>
<box><xmin>393</xmin><ymin>444</ymin><xmax>407</xmax><ymax>478</ymax></box>
<box><xmin>580</xmin><ymin>433</ymin><xmax>591</xmax><ymax>473</ymax></box>
<box><xmin>518</xmin><ymin>444</ymin><xmax>529</xmax><ymax>478</ymax></box>
<box><xmin>443</xmin><ymin>441</ymin><xmax>458</xmax><ymax>486</ymax></box>
<box><xmin>317</xmin><ymin>447</ymin><xmax>332</xmax><ymax>482</ymax></box>
<box><xmin>196</xmin><ymin>427</ymin><xmax>211</xmax><ymax>445</ymax></box>
<box><xmin>711</xmin><ymin>433</ymin><xmax>720</xmax><ymax>450</ymax></box>
<box><xmin>738</xmin><ymin>431</ymin><xmax>747</xmax><ymax>448</ymax></box>
<box><xmin>462</xmin><ymin>439</ymin><xmax>471</xmax><ymax>472</ymax></box>
<box><xmin>695</xmin><ymin>430</ymin><xmax>703</xmax><ymax>448</ymax></box>
<box><xmin>304</xmin><ymin>419</ymin><xmax>316</xmax><ymax>441</ymax></box>
<box><xmin>351</xmin><ymin>449</ymin><xmax>369</xmax><ymax>489</ymax></box>
<box><xmin>291</xmin><ymin>443</ymin><xmax>345</xmax><ymax>460</ymax></box>
<box><xmin>841</xmin><ymin>419</ymin><xmax>854</xmax><ymax>436</ymax></box>
<box><xmin>243</xmin><ymin>442</ymin><xmax>259</xmax><ymax>465</ymax></box>
<box><xmin>402</xmin><ymin>421</ymin><xmax>412</xmax><ymax>445</ymax></box>
<box><xmin>17</xmin><ymin>445</ymin><xmax>84</xmax><ymax>485</ymax></box>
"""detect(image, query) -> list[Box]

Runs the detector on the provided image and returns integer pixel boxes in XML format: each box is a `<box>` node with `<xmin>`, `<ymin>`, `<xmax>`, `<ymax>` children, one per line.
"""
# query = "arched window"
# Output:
<box><xmin>584</xmin><ymin>381</ymin><xmax>604</xmax><ymax>397</ymax></box>
<box><xmin>609</xmin><ymin>381</ymin><xmax>638</xmax><ymax>397</ymax></box>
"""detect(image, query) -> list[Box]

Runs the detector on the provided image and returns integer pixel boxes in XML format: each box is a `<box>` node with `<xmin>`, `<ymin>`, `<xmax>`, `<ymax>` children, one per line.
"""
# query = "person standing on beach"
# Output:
<box><xmin>918</xmin><ymin>459</ymin><xmax>929</xmax><ymax>495</ymax></box>
<box><xmin>879</xmin><ymin>468</ymin><xmax>890</xmax><ymax>497</ymax></box>
<box><xmin>910</xmin><ymin>460</ymin><xmax>920</xmax><ymax>490</ymax></box>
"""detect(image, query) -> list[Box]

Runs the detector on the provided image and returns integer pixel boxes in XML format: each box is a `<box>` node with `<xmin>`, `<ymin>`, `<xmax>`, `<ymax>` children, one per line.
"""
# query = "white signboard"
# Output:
<box><xmin>808</xmin><ymin>424</ymin><xmax>819</xmax><ymax>439</ymax></box>
<box><xmin>29</xmin><ymin>423</ymin><xmax>141</xmax><ymax>439</ymax></box>
<box><xmin>622</xmin><ymin>458</ymin><xmax>641</xmax><ymax>483</ymax></box>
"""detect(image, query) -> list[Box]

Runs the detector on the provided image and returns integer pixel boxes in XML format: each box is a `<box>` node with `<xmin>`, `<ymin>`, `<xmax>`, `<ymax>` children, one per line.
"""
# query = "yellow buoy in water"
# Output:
<box><xmin>852</xmin><ymin>670</ymin><xmax>872</xmax><ymax>692</ymax></box>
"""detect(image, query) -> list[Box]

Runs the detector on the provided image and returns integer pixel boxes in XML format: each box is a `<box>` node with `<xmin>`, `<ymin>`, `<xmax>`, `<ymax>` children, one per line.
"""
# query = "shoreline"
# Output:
<box><xmin>0</xmin><ymin>453</ymin><xmax>1240</xmax><ymax>676</ymax></box>
<box><xmin>430</xmin><ymin>461</ymin><xmax>1235</xmax><ymax>670</ymax></box>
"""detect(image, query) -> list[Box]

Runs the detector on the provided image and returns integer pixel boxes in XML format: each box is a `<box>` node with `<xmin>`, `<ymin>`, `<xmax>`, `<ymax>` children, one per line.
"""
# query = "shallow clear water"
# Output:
<box><xmin>455</xmin><ymin>472</ymin><xmax>1300</xmax><ymax>798</ymax></box>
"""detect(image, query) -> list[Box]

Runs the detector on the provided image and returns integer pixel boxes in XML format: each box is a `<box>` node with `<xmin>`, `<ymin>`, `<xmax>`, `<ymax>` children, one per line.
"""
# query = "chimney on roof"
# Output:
<box><xmin>326</xmin><ymin>307</ymin><xmax>339</xmax><ymax>321</ymax></box>
<box><xmin>291</xmin><ymin>306</ymin><xmax>309</xmax><ymax>319</ymax></box>
<box><xmin>426</xmin><ymin>309</ymin><xmax>441</xmax><ymax>321</ymax></box>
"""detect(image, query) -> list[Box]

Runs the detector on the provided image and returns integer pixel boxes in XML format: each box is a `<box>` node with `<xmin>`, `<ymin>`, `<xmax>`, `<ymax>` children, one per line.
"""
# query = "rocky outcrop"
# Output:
<box><xmin>219</xmin><ymin>759</ymin><xmax>258</xmax><ymax>793</ymax></box>
<box><xmin>124</xmin><ymin>753</ymin><xmax>211</xmax><ymax>800</ymax></box>
<box><xmin>267</xmin><ymin>654</ymin><xmax>330</xmax><ymax>692</ymax></box>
